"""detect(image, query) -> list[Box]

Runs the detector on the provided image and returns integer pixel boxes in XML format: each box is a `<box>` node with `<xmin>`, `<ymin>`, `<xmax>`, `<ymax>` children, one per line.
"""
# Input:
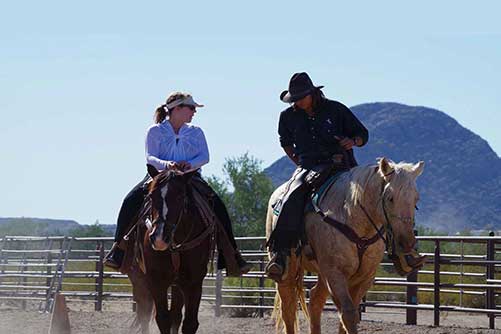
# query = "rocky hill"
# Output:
<box><xmin>264</xmin><ymin>102</ymin><xmax>501</xmax><ymax>232</ymax></box>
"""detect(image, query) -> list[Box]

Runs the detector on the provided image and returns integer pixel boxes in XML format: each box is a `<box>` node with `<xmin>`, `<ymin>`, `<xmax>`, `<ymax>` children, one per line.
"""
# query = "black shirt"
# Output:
<box><xmin>278</xmin><ymin>99</ymin><xmax>368</xmax><ymax>169</ymax></box>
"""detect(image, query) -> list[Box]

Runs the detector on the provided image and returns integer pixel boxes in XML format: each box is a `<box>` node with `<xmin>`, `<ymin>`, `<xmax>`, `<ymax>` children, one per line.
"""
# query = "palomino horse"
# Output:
<box><xmin>126</xmin><ymin>169</ymin><xmax>213</xmax><ymax>334</ymax></box>
<box><xmin>266</xmin><ymin>158</ymin><xmax>424</xmax><ymax>334</ymax></box>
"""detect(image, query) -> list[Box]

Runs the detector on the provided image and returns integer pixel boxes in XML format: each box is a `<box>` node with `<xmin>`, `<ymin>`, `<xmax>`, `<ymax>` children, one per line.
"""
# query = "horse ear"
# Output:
<box><xmin>412</xmin><ymin>161</ymin><xmax>425</xmax><ymax>177</ymax></box>
<box><xmin>147</xmin><ymin>164</ymin><xmax>160</xmax><ymax>178</ymax></box>
<box><xmin>378</xmin><ymin>157</ymin><xmax>394</xmax><ymax>179</ymax></box>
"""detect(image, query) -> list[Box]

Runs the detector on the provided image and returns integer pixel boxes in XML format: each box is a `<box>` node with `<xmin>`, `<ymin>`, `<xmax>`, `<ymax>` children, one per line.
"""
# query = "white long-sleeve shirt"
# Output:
<box><xmin>145</xmin><ymin>120</ymin><xmax>210</xmax><ymax>171</ymax></box>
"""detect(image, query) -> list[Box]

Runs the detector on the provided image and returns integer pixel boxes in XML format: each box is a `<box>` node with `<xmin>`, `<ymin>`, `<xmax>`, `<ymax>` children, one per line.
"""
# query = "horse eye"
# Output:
<box><xmin>388</xmin><ymin>197</ymin><xmax>394</xmax><ymax>203</ymax></box>
<box><xmin>415</xmin><ymin>205</ymin><xmax>419</xmax><ymax>211</ymax></box>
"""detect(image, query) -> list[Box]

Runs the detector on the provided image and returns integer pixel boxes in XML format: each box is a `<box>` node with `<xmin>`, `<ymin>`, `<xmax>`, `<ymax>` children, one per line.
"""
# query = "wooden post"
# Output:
<box><xmin>95</xmin><ymin>241</ymin><xmax>104</xmax><ymax>311</ymax></box>
<box><xmin>486</xmin><ymin>231</ymin><xmax>495</xmax><ymax>330</ymax></box>
<box><xmin>49</xmin><ymin>293</ymin><xmax>71</xmax><ymax>334</ymax></box>
<box><xmin>406</xmin><ymin>230</ymin><xmax>418</xmax><ymax>325</ymax></box>
<box><xmin>215</xmin><ymin>269</ymin><xmax>223</xmax><ymax>317</ymax></box>
<box><xmin>259</xmin><ymin>255</ymin><xmax>264</xmax><ymax>317</ymax></box>
<box><xmin>406</xmin><ymin>269</ymin><xmax>418</xmax><ymax>325</ymax></box>
<box><xmin>46</xmin><ymin>240</ymin><xmax>54</xmax><ymax>289</ymax></box>
<box><xmin>433</xmin><ymin>240</ymin><xmax>440</xmax><ymax>327</ymax></box>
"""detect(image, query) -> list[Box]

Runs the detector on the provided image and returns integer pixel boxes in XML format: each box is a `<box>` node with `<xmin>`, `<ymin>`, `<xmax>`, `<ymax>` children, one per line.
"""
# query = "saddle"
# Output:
<box><xmin>118</xmin><ymin>175</ymin><xmax>240</xmax><ymax>277</ymax></box>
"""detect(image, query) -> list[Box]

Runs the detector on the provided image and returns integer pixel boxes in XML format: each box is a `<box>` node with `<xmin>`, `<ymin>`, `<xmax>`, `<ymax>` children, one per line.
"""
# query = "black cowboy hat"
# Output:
<box><xmin>280</xmin><ymin>72</ymin><xmax>324</xmax><ymax>103</ymax></box>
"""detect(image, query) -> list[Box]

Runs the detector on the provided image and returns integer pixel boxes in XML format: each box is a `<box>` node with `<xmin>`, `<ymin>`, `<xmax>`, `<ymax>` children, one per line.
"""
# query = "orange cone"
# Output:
<box><xmin>48</xmin><ymin>293</ymin><xmax>71</xmax><ymax>334</ymax></box>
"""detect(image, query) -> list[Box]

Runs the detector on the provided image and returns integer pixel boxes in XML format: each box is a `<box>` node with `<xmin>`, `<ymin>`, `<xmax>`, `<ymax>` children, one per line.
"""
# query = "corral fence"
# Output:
<box><xmin>0</xmin><ymin>234</ymin><xmax>500</xmax><ymax>329</ymax></box>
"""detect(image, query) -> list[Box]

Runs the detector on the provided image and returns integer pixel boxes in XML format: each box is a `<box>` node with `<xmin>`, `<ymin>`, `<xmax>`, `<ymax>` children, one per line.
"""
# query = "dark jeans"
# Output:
<box><xmin>114</xmin><ymin>175</ymin><xmax>150</xmax><ymax>242</ymax></box>
<box><xmin>268</xmin><ymin>163</ymin><xmax>345</xmax><ymax>252</ymax></box>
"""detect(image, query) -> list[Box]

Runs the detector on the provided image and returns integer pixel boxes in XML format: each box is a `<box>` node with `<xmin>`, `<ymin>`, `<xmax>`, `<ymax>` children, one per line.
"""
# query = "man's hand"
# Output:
<box><xmin>335</xmin><ymin>136</ymin><xmax>355</xmax><ymax>150</ymax></box>
<box><xmin>283</xmin><ymin>146</ymin><xmax>299</xmax><ymax>166</ymax></box>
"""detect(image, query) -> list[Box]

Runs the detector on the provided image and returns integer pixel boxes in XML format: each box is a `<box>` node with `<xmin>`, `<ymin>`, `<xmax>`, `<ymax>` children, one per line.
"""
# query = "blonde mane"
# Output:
<box><xmin>321</xmin><ymin>160</ymin><xmax>419</xmax><ymax>224</ymax></box>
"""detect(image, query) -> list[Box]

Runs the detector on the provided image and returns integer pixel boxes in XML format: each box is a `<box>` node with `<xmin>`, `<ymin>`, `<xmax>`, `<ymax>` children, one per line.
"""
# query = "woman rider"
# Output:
<box><xmin>265</xmin><ymin>73</ymin><xmax>369</xmax><ymax>282</ymax></box>
<box><xmin>105</xmin><ymin>92</ymin><xmax>251</xmax><ymax>276</ymax></box>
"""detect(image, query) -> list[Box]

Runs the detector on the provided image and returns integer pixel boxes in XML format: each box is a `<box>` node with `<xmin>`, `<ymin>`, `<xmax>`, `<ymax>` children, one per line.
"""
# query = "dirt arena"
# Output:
<box><xmin>1</xmin><ymin>303</ymin><xmax>499</xmax><ymax>334</ymax></box>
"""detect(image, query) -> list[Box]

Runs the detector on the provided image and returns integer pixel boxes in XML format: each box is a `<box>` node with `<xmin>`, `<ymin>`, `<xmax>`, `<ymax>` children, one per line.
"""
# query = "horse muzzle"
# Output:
<box><xmin>149</xmin><ymin>221</ymin><xmax>170</xmax><ymax>251</ymax></box>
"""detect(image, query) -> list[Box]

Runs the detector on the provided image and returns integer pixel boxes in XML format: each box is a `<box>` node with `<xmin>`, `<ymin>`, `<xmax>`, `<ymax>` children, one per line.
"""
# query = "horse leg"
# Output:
<box><xmin>323</xmin><ymin>272</ymin><xmax>358</xmax><ymax>334</ymax></box>
<box><xmin>308</xmin><ymin>276</ymin><xmax>329</xmax><ymax>334</ymax></box>
<box><xmin>348</xmin><ymin>277</ymin><xmax>375</xmax><ymax>325</ymax></box>
<box><xmin>170</xmin><ymin>284</ymin><xmax>184</xmax><ymax>334</ymax></box>
<box><xmin>276</xmin><ymin>279</ymin><xmax>299</xmax><ymax>334</ymax></box>
<box><xmin>179</xmin><ymin>280</ymin><xmax>203</xmax><ymax>334</ymax></box>
<box><xmin>134</xmin><ymin>287</ymin><xmax>154</xmax><ymax>334</ymax></box>
<box><xmin>151</xmin><ymin>283</ymin><xmax>172</xmax><ymax>334</ymax></box>
<box><xmin>276</xmin><ymin>254</ymin><xmax>302</xmax><ymax>334</ymax></box>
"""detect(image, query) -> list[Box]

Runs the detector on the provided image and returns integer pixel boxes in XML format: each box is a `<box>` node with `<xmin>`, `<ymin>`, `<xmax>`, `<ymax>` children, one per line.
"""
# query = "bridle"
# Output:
<box><xmin>311</xmin><ymin>167</ymin><xmax>415</xmax><ymax>270</ymax></box>
<box><xmin>148</xmin><ymin>176</ymin><xmax>214</xmax><ymax>273</ymax></box>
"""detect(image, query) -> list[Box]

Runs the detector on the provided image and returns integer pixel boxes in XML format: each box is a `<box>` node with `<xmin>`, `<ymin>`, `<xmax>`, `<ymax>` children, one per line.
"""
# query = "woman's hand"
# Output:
<box><xmin>177</xmin><ymin>161</ymin><xmax>192</xmax><ymax>171</ymax></box>
<box><xmin>166</xmin><ymin>161</ymin><xmax>179</xmax><ymax>170</ymax></box>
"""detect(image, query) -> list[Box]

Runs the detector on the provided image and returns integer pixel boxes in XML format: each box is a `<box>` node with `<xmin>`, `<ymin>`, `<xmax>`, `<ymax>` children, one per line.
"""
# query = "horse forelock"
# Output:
<box><xmin>381</xmin><ymin>161</ymin><xmax>420</xmax><ymax>195</ymax></box>
<box><xmin>149</xmin><ymin>170</ymin><xmax>174</xmax><ymax>195</ymax></box>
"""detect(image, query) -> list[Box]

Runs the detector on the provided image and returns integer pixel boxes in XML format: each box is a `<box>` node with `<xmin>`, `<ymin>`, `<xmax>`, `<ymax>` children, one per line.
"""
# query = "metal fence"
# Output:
<box><xmin>0</xmin><ymin>234</ymin><xmax>500</xmax><ymax>329</ymax></box>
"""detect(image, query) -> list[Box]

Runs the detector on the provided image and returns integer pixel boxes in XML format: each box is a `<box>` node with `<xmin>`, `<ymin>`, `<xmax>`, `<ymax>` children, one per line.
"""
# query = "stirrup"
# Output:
<box><xmin>265</xmin><ymin>252</ymin><xmax>289</xmax><ymax>282</ymax></box>
<box><xmin>104</xmin><ymin>243</ymin><xmax>123</xmax><ymax>270</ymax></box>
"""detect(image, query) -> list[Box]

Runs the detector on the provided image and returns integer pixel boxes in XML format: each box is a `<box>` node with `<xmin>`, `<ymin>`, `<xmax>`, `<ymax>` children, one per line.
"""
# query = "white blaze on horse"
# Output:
<box><xmin>266</xmin><ymin>157</ymin><xmax>425</xmax><ymax>334</ymax></box>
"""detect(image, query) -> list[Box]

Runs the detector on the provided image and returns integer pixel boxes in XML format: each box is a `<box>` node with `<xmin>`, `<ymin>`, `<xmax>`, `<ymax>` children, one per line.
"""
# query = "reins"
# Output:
<box><xmin>148</xmin><ymin>178</ymin><xmax>215</xmax><ymax>274</ymax></box>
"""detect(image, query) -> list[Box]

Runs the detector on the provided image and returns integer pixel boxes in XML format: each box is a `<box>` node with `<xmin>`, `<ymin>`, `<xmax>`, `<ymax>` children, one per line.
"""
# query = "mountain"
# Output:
<box><xmin>0</xmin><ymin>217</ymin><xmax>115</xmax><ymax>237</ymax></box>
<box><xmin>264</xmin><ymin>102</ymin><xmax>501</xmax><ymax>232</ymax></box>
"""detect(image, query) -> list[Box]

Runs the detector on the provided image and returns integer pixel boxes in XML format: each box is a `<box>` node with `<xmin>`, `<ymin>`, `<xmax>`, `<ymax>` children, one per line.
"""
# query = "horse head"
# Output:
<box><xmin>377</xmin><ymin>157</ymin><xmax>424</xmax><ymax>254</ymax></box>
<box><xmin>147</xmin><ymin>169</ymin><xmax>195</xmax><ymax>251</ymax></box>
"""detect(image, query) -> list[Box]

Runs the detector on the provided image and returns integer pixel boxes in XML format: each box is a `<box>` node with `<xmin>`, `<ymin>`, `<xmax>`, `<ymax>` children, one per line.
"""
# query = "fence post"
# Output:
<box><xmin>215</xmin><ymin>269</ymin><xmax>223</xmax><ymax>317</ymax></box>
<box><xmin>95</xmin><ymin>241</ymin><xmax>104</xmax><ymax>311</ymax></box>
<box><xmin>406</xmin><ymin>230</ymin><xmax>418</xmax><ymax>325</ymax></box>
<box><xmin>433</xmin><ymin>240</ymin><xmax>441</xmax><ymax>327</ymax></box>
<box><xmin>486</xmin><ymin>231</ymin><xmax>495</xmax><ymax>330</ymax></box>
<box><xmin>259</xmin><ymin>254</ymin><xmax>264</xmax><ymax>317</ymax></box>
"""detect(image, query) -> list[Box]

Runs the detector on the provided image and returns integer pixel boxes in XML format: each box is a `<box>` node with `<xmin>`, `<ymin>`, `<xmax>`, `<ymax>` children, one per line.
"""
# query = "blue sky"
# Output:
<box><xmin>1</xmin><ymin>1</ymin><xmax>500</xmax><ymax>225</ymax></box>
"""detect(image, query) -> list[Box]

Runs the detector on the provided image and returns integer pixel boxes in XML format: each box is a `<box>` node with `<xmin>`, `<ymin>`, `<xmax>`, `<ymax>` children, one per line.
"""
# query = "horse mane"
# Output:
<box><xmin>324</xmin><ymin>160</ymin><xmax>418</xmax><ymax>220</ymax></box>
<box><xmin>148</xmin><ymin>169</ymin><xmax>175</xmax><ymax>195</ymax></box>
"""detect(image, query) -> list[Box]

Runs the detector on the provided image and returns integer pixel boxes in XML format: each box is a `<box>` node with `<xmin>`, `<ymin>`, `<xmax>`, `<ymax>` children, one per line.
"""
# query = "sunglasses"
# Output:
<box><xmin>178</xmin><ymin>104</ymin><xmax>196</xmax><ymax>111</ymax></box>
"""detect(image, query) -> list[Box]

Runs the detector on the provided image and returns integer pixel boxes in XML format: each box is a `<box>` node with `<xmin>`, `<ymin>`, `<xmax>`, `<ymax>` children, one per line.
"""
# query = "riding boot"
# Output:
<box><xmin>104</xmin><ymin>242</ymin><xmax>125</xmax><ymax>270</ymax></box>
<box><xmin>265</xmin><ymin>249</ymin><xmax>290</xmax><ymax>282</ymax></box>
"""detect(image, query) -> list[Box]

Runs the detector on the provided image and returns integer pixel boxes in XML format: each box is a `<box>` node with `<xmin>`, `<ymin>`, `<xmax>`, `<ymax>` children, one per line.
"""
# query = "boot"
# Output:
<box><xmin>104</xmin><ymin>242</ymin><xmax>124</xmax><ymax>270</ymax></box>
<box><xmin>265</xmin><ymin>250</ymin><xmax>290</xmax><ymax>282</ymax></box>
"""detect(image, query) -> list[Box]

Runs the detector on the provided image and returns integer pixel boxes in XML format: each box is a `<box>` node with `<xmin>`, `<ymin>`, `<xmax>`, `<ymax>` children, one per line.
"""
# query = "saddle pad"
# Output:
<box><xmin>305</xmin><ymin>171</ymin><xmax>346</xmax><ymax>213</ymax></box>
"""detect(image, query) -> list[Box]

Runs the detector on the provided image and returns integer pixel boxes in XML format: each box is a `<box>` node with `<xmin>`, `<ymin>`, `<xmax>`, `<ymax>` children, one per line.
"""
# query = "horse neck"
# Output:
<box><xmin>324</xmin><ymin>167</ymin><xmax>386</xmax><ymax>237</ymax></box>
<box><xmin>172</xmin><ymin>198</ymin><xmax>204</xmax><ymax>243</ymax></box>
<box><xmin>354</xmin><ymin>173</ymin><xmax>386</xmax><ymax>237</ymax></box>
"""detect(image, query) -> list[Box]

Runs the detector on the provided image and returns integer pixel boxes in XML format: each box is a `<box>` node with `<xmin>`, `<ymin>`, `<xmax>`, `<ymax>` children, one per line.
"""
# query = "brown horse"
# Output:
<box><xmin>126</xmin><ymin>169</ymin><xmax>213</xmax><ymax>334</ymax></box>
<box><xmin>266</xmin><ymin>158</ymin><xmax>425</xmax><ymax>334</ymax></box>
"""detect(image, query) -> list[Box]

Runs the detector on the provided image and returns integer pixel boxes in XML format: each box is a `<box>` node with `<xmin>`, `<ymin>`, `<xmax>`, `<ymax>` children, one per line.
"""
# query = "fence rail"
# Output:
<box><xmin>0</xmin><ymin>234</ymin><xmax>500</xmax><ymax>329</ymax></box>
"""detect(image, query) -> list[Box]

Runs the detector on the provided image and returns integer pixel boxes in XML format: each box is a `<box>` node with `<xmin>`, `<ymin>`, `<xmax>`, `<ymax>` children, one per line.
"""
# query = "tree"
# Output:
<box><xmin>207</xmin><ymin>153</ymin><xmax>274</xmax><ymax>237</ymax></box>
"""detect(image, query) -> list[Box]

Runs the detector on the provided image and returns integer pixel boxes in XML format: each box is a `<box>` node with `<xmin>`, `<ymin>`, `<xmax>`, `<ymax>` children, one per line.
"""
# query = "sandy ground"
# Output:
<box><xmin>0</xmin><ymin>302</ymin><xmax>499</xmax><ymax>334</ymax></box>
